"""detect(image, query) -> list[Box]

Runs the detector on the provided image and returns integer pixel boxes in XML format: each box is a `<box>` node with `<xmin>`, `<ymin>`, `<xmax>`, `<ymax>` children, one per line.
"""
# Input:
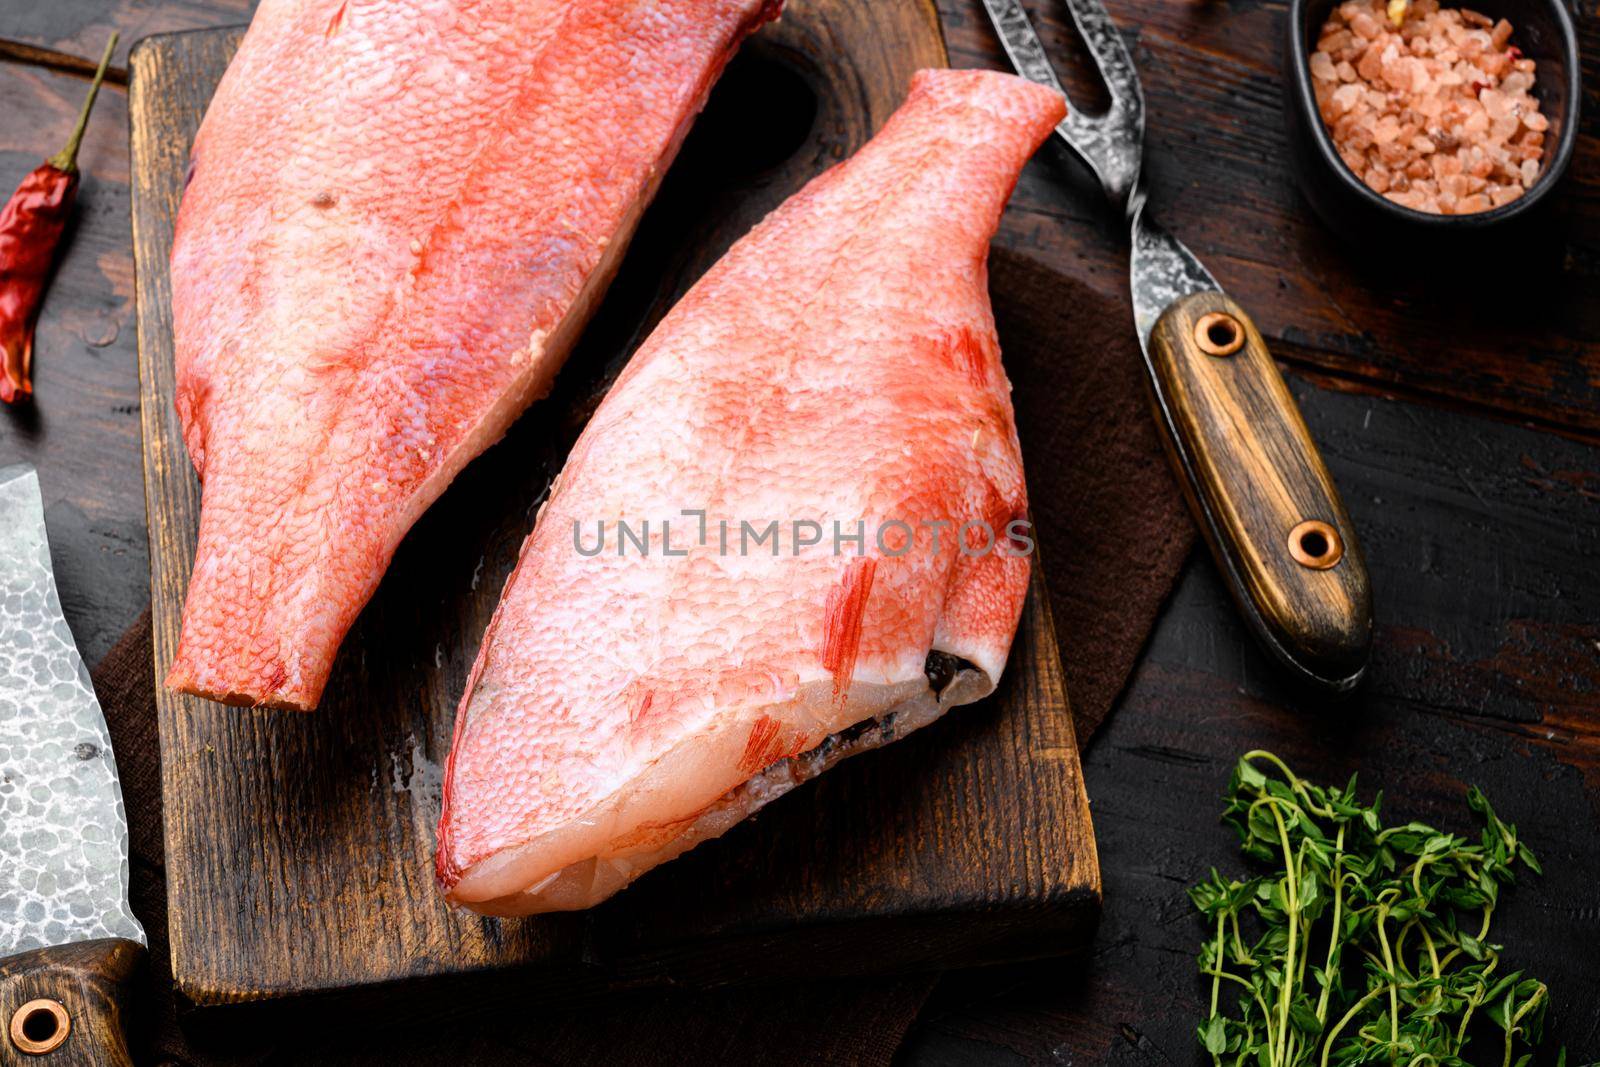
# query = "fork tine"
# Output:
<box><xmin>1059</xmin><ymin>0</ymin><xmax>1144</xmax><ymax>124</ymax></box>
<box><xmin>981</xmin><ymin>0</ymin><xmax>1072</xmax><ymax>103</ymax></box>
<box><xmin>980</xmin><ymin>0</ymin><xmax>1145</xmax><ymax>215</ymax></box>
<box><xmin>1056</xmin><ymin>0</ymin><xmax>1145</xmax><ymax>212</ymax></box>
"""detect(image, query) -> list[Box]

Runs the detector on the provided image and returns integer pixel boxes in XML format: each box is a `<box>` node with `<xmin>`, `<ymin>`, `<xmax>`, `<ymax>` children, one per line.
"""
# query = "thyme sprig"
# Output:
<box><xmin>1189</xmin><ymin>751</ymin><xmax>1582</xmax><ymax>1067</ymax></box>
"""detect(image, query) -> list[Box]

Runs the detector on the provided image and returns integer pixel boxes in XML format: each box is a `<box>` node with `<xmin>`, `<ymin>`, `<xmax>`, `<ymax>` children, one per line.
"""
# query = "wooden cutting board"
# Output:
<box><xmin>129</xmin><ymin>0</ymin><xmax>1099</xmax><ymax>1028</ymax></box>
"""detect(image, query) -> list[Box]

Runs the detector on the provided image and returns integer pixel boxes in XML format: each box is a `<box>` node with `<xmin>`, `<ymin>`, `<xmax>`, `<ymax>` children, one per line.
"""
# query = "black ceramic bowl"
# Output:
<box><xmin>1286</xmin><ymin>0</ymin><xmax>1580</xmax><ymax>242</ymax></box>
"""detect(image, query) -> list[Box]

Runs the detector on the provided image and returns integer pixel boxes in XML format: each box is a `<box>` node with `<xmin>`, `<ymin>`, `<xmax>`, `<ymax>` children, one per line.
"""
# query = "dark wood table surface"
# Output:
<box><xmin>2</xmin><ymin>1</ymin><xmax>1596</xmax><ymax>1063</ymax></box>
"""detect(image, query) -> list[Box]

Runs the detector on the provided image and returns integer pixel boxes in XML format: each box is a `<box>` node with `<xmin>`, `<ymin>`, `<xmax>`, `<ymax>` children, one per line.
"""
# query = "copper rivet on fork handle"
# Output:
<box><xmin>9</xmin><ymin>998</ymin><xmax>70</xmax><ymax>1055</ymax></box>
<box><xmin>1195</xmin><ymin>312</ymin><xmax>1245</xmax><ymax>357</ymax></box>
<box><xmin>1288</xmin><ymin>520</ymin><xmax>1343</xmax><ymax>570</ymax></box>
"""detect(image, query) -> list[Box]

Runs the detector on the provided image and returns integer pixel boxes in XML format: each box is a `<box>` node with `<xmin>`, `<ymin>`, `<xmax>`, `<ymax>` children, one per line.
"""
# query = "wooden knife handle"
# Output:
<box><xmin>1</xmin><ymin>939</ymin><xmax>142</xmax><ymax>1066</ymax></box>
<box><xmin>1146</xmin><ymin>290</ymin><xmax>1372</xmax><ymax>690</ymax></box>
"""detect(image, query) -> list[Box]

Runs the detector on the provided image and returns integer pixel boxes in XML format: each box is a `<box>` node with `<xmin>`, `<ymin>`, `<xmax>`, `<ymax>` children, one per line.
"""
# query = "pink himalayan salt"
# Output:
<box><xmin>1312</xmin><ymin>0</ymin><xmax>1548</xmax><ymax>215</ymax></box>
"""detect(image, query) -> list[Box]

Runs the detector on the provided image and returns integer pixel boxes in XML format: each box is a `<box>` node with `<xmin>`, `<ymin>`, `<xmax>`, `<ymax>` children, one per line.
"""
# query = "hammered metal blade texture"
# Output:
<box><xmin>979</xmin><ymin>0</ymin><xmax>1221</xmax><ymax>331</ymax></box>
<box><xmin>979</xmin><ymin>0</ymin><xmax>1144</xmax><ymax>214</ymax></box>
<box><xmin>0</xmin><ymin>464</ymin><xmax>145</xmax><ymax>956</ymax></box>
<box><xmin>1130</xmin><ymin>207</ymin><xmax>1220</xmax><ymax>355</ymax></box>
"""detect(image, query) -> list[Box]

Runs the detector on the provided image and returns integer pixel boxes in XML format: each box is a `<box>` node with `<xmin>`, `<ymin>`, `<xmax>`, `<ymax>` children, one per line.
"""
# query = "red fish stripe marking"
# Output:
<box><xmin>821</xmin><ymin>557</ymin><xmax>877</xmax><ymax>701</ymax></box>
<box><xmin>738</xmin><ymin>714</ymin><xmax>783</xmax><ymax>776</ymax></box>
<box><xmin>949</xmin><ymin>326</ymin><xmax>992</xmax><ymax>390</ymax></box>
<box><xmin>263</xmin><ymin>662</ymin><xmax>289</xmax><ymax>701</ymax></box>
<box><xmin>325</xmin><ymin>0</ymin><xmax>347</xmax><ymax>38</ymax></box>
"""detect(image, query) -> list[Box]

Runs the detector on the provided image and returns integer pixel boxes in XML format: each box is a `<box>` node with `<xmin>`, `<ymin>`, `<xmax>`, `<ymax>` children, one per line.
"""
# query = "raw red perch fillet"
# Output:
<box><xmin>437</xmin><ymin>69</ymin><xmax>1067</xmax><ymax>916</ymax></box>
<box><xmin>166</xmin><ymin>0</ymin><xmax>781</xmax><ymax>710</ymax></box>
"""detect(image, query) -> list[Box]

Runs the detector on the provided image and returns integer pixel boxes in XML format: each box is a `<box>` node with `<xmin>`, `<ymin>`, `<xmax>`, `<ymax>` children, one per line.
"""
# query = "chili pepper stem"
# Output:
<box><xmin>46</xmin><ymin>33</ymin><xmax>119</xmax><ymax>176</ymax></box>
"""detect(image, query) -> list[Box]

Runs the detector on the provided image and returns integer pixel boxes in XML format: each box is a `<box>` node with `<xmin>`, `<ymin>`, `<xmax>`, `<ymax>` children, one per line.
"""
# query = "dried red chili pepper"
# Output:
<box><xmin>0</xmin><ymin>33</ymin><xmax>118</xmax><ymax>405</ymax></box>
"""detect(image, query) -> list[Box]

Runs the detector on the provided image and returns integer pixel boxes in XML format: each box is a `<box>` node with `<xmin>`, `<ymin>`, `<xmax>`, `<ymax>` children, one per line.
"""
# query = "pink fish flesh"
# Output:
<box><xmin>436</xmin><ymin>69</ymin><xmax>1067</xmax><ymax>915</ymax></box>
<box><xmin>166</xmin><ymin>0</ymin><xmax>781</xmax><ymax>710</ymax></box>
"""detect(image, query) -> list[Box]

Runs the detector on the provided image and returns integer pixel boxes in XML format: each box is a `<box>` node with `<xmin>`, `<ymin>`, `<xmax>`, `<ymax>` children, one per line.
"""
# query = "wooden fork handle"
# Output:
<box><xmin>1146</xmin><ymin>290</ymin><xmax>1372</xmax><ymax>690</ymax></box>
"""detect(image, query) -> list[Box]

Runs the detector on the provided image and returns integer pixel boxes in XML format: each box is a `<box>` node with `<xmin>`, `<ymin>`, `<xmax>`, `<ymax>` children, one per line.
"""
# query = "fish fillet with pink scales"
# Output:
<box><xmin>436</xmin><ymin>69</ymin><xmax>1067</xmax><ymax>916</ymax></box>
<box><xmin>165</xmin><ymin>0</ymin><xmax>782</xmax><ymax>710</ymax></box>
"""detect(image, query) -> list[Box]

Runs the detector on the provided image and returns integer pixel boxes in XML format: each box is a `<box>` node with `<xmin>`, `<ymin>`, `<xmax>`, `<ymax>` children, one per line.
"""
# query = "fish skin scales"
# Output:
<box><xmin>165</xmin><ymin>0</ymin><xmax>782</xmax><ymax>711</ymax></box>
<box><xmin>436</xmin><ymin>69</ymin><xmax>1068</xmax><ymax>916</ymax></box>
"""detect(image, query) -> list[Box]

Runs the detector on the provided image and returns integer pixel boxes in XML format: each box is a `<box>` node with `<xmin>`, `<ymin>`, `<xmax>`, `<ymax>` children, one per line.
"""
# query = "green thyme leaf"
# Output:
<box><xmin>1188</xmin><ymin>751</ymin><xmax>1580</xmax><ymax>1067</ymax></box>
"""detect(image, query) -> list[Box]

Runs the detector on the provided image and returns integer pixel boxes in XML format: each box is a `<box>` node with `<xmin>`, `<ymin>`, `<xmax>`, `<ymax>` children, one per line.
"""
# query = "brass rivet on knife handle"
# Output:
<box><xmin>9</xmin><ymin>998</ymin><xmax>69</xmax><ymax>1055</ymax></box>
<box><xmin>1288</xmin><ymin>519</ymin><xmax>1343</xmax><ymax>570</ymax></box>
<box><xmin>1147</xmin><ymin>290</ymin><xmax>1372</xmax><ymax>690</ymax></box>
<box><xmin>1194</xmin><ymin>312</ymin><xmax>1244</xmax><ymax>357</ymax></box>
<box><xmin>0</xmin><ymin>938</ymin><xmax>141</xmax><ymax>1065</ymax></box>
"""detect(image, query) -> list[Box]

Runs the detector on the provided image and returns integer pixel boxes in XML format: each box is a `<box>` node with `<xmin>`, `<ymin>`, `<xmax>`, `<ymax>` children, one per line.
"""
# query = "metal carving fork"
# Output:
<box><xmin>982</xmin><ymin>0</ymin><xmax>1373</xmax><ymax>691</ymax></box>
